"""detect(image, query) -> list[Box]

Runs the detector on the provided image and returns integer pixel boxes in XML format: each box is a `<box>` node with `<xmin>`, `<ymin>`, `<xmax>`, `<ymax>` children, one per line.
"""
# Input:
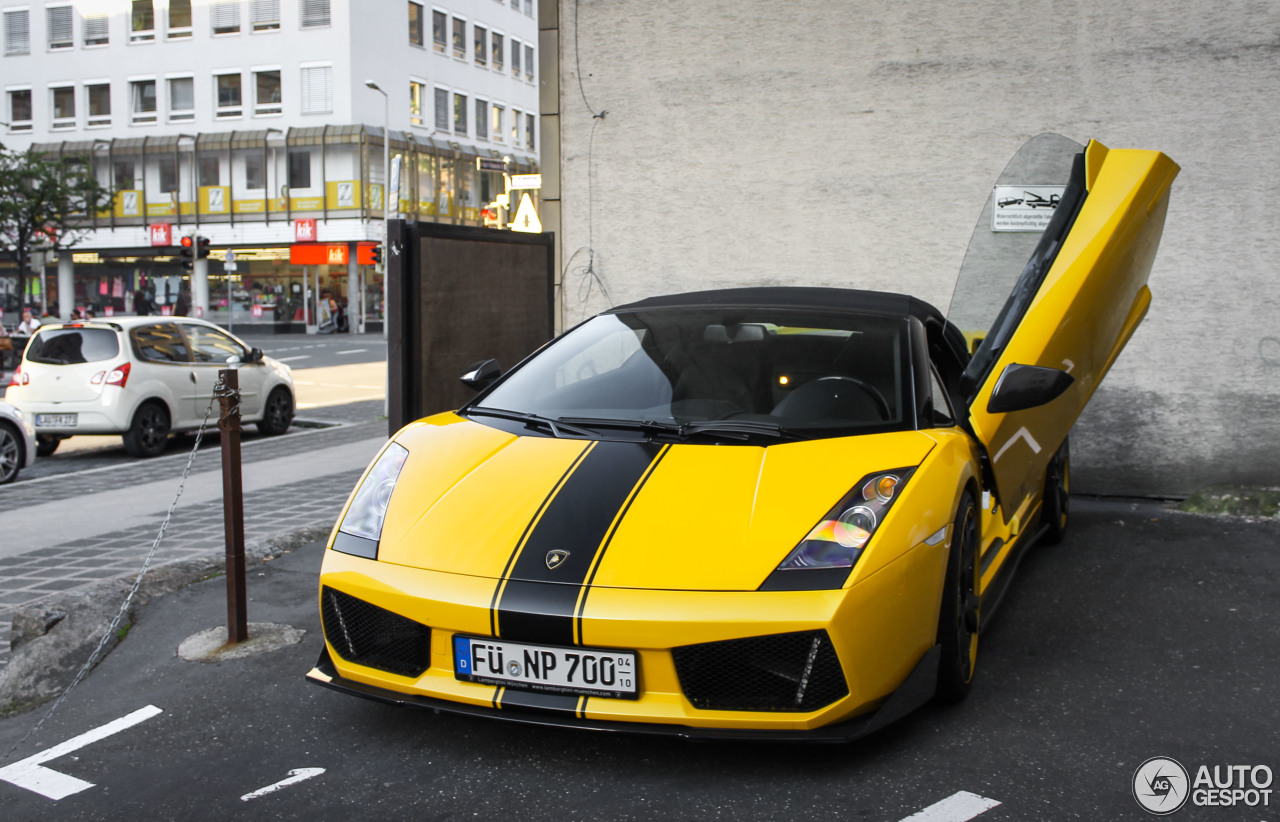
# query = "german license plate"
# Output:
<box><xmin>35</xmin><ymin>414</ymin><xmax>76</xmax><ymax>427</ymax></box>
<box><xmin>453</xmin><ymin>635</ymin><xmax>638</xmax><ymax>700</ymax></box>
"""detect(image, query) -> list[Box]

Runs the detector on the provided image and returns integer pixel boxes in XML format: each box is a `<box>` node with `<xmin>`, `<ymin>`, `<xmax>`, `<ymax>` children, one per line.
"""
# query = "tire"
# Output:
<box><xmin>1042</xmin><ymin>437</ymin><xmax>1070</xmax><ymax>545</ymax></box>
<box><xmin>122</xmin><ymin>401</ymin><xmax>171</xmax><ymax>458</ymax></box>
<box><xmin>0</xmin><ymin>422</ymin><xmax>22</xmax><ymax>484</ymax></box>
<box><xmin>257</xmin><ymin>387</ymin><xmax>294</xmax><ymax>436</ymax></box>
<box><xmin>936</xmin><ymin>490</ymin><xmax>980</xmax><ymax>703</ymax></box>
<box><xmin>36</xmin><ymin>434</ymin><xmax>61</xmax><ymax>457</ymax></box>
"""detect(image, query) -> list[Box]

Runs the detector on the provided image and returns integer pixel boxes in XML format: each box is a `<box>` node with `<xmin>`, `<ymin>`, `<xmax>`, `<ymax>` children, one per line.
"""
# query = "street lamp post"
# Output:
<box><xmin>365</xmin><ymin>80</ymin><xmax>390</xmax><ymax>341</ymax></box>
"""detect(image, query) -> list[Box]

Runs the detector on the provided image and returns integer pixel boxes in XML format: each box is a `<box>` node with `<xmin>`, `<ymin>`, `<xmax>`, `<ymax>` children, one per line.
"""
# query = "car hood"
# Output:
<box><xmin>373</xmin><ymin>414</ymin><xmax>939</xmax><ymax>592</ymax></box>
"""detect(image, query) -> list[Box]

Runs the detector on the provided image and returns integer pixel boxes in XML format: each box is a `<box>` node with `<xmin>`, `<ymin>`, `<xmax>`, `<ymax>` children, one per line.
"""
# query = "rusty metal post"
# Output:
<box><xmin>218</xmin><ymin>367</ymin><xmax>248</xmax><ymax>644</ymax></box>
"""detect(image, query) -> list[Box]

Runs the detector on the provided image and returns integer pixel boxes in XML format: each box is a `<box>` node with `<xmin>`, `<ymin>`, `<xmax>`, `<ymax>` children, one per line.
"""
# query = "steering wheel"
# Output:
<box><xmin>813</xmin><ymin>376</ymin><xmax>891</xmax><ymax>420</ymax></box>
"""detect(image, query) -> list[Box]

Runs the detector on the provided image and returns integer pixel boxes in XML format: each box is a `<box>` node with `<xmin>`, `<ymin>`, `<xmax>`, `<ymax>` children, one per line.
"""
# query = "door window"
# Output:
<box><xmin>183</xmin><ymin>324</ymin><xmax>247</xmax><ymax>363</ymax></box>
<box><xmin>130</xmin><ymin>323</ymin><xmax>191</xmax><ymax>362</ymax></box>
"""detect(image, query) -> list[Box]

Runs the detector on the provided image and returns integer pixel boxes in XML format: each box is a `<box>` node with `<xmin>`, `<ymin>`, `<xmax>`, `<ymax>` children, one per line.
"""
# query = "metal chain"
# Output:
<box><xmin>2</xmin><ymin>379</ymin><xmax>241</xmax><ymax>764</ymax></box>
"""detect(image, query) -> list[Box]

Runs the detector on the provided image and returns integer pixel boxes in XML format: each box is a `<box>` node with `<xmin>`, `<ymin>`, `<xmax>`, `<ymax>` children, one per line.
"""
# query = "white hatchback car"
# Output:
<box><xmin>5</xmin><ymin>317</ymin><xmax>294</xmax><ymax>458</ymax></box>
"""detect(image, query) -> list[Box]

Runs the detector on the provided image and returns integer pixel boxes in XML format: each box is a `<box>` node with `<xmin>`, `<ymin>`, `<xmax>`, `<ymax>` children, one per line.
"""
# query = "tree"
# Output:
<box><xmin>0</xmin><ymin>142</ymin><xmax>113</xmax><ymax>314</ymax></box>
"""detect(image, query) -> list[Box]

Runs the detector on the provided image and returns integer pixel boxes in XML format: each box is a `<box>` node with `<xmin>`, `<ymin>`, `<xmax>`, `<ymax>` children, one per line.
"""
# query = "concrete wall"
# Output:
<box><xmin>550</xmin><ymin>0</ymin><xmax>1280</xmax><ymax>497</ymax></box>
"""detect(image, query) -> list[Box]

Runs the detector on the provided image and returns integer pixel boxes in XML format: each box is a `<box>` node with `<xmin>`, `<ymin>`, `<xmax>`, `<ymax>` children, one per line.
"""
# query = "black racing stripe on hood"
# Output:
<box><xmin>495</xmin><ymin>440</ymin><xmax>664</xmax><ymax>646</ymax></box>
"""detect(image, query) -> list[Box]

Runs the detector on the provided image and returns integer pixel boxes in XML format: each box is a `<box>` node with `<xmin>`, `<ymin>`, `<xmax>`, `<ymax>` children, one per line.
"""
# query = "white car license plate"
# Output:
<box><xmin>453</xmin><ymin>635</ymin><xmax>638</xmax><ymax>700</ymax></box>
<box><xmin>35</xmin><ymin>413</ymin><xmax>77</xmax><ymax>427</ymax></box>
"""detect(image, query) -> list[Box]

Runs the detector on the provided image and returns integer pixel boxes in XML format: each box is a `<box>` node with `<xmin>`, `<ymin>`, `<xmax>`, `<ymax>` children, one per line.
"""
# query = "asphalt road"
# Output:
<box><xmin>0</xmin><ymin>498</ymin><xmax>1275</xmax><ymax>821</ymax></box>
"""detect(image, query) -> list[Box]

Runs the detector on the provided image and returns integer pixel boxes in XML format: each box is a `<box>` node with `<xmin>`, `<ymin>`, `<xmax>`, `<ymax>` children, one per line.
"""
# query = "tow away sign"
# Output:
<box><xmin>992</xmin><ymin>185</ymin><xmax>1065</xmax><ymax>232</ymax></box>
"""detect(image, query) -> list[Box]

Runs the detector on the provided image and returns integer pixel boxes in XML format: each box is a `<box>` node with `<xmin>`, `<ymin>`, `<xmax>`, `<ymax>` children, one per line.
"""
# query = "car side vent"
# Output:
<box><xmin>321</xmin><ymin>586</ymin><xmax>432</xmax><ymax>678</ymax></box>
<box><xmin>672</xmin><ymin>629</ymin><xmax>848</xmax><ymax>712</ymax></box>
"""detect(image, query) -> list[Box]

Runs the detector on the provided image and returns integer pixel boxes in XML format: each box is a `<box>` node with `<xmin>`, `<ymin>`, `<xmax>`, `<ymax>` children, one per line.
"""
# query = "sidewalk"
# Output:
<box><xmin>0</xmin><ymin>401</ymin><xmax>389</xmax><ymax>673</ymax></box>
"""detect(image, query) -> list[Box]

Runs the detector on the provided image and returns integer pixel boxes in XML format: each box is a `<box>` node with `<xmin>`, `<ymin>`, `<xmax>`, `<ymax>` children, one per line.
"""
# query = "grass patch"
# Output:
<box><xmin>1178</xmin><ymin>487</ymin><xmax>1280</xmax><ymax>518</ymax></box>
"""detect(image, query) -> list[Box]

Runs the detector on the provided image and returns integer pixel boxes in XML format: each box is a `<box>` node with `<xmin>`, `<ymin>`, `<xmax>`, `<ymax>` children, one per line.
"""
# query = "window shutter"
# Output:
<box><xmin>434</xmin><ymin>88</ymin><xmax>449</xmax><ymax>131</ymax></box>
<box><xmin>83</xmin><ymin>14</ymin><xmax>109</xmax><ymax>45</ymax></box>
<box><xmin>5</xmin><ymin>9</ymin><xmax>30</xmax><ymax>55</ymax></box>
<box><xmin>211</xmin><ymin>1</ymin><xmax>240</xmax><ymax>33</ymax></box>
<box><xmin>475</xmin><ymin>100</ymin><xmax>487</xmax><ymax>139</ymax></box>
<box><xmin>251</xmin><ymin>0</ymin><xmax>281</xmax><ymax>29</ymax></box>
<box><xmin>300</xmin><ymin>65</ymin><xmax>332</xmax><ymax>114</ymax></box>
<box><xmin>47</xmin><ymin>6</ymin><xmax>73</xmax><ymax>49</ymax></box>
<box><xmin>301</xmin><ymin>0</ymin><xmax>330</xmax><ymax>27</ymax></box>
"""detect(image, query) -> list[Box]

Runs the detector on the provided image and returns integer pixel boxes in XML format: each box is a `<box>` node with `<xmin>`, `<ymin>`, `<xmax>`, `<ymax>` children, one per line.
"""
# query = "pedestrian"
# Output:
<box><xmin>16</xmin><ymin>307</ymin><xmax>41</xmax><ymax>335</ymax></box>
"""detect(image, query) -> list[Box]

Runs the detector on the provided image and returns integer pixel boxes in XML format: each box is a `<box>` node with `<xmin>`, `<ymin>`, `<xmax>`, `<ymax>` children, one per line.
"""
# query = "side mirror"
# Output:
<box><xmin>987</xmin><ymin>363</ymin><xmax>1074</xmax><ymax>414</ymax></box>
<box><xmin>249</xmin><ymin>347</ymin><xmax>264</xmax><ymax>363</ymax></box>
<box><xmin>460</xmin><ymin>359</ymin><xmax>501</xmax><ymax>391</ymax></box>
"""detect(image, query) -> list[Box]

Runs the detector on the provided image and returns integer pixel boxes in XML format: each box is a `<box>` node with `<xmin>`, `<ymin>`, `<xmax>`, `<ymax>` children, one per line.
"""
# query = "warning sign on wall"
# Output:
<box><xmin>992</xmin><ymin>185</ymin><xmax>1066</xmax><ymax>232</ymax></box>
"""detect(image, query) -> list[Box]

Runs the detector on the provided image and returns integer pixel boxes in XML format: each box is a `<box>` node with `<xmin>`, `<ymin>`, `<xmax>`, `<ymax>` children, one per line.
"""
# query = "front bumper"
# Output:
<box><xmin>306</xmin><ymin>643</ymin><xmax>940</xmax><ymax>742</ymax></box>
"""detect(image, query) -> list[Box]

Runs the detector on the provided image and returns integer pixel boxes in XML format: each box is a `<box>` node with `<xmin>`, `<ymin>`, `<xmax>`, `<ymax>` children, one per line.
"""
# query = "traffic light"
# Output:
<box><xmin>179</xmin><ymin>235</ymin><xmax>195</xmax><ymax>271</ymax></box>
<box><xmin>196</xmin><ymin>236</ymin><xmax>211</xmax><ymax>259</ymax></box>
<box><xmin>371</xmin><ymin>244</ymin><xmax>383</xmax><ymax>266</ymax></box>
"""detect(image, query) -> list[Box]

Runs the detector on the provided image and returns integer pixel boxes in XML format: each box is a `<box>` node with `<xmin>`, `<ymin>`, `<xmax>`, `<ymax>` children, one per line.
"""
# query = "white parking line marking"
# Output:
<box><xmin>277</xmin><ymin>355</ymin><xmax>312</xmax><ymax>362</ymax></box>
<box><xmin>336</xmin><ymin>348</ymin><xmax>368</xmax><ymax>354</ymax></box>
<box><xmin>898</xmin><ymin>791</ymin><xmax>1001</xmax><ymax>822</ymax></box>
<box><xmin>241</xmin><ymin>767</ymin><xmax>326</xmax><ymax>801</ymax></box>
<box><xmin>0</xmin><ymin>705</ymin><xmax>163</xmax><ymax>800</ymax></box>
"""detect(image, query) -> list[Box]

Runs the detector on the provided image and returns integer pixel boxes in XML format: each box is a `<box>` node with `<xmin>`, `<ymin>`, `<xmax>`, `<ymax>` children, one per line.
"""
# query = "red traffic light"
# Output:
<box><xmin>181</xmin><ymin>235</ymin><xmax>194</xmax><ymax>248</ymax></box>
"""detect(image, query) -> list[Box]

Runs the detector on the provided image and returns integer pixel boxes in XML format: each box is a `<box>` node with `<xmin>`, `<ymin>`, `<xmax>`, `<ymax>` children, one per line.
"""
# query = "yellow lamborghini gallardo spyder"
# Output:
<box><xmin>308</xmin><ymin>135</ymin><xmax>1179</xmax><ymax>740</ymax></box>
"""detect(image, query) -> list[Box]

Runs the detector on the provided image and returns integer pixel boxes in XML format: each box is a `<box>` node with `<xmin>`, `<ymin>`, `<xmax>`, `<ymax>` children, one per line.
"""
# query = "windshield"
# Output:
<box><xmin>474</xmin><ymin>308</ymin><xmax>913</xmax><ymax>440</ymax></box>
<box><xmin>26</xmin><ymin>328</ymin><xmax>120</xmax><ymax>364</ymax></box>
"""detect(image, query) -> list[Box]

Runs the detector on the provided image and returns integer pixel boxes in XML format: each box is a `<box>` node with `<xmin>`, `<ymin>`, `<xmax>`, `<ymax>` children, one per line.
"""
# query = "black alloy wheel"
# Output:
<box><xmin>936</xmin><ymin>490</ymin><xmax>980</xmax><ymax>703</ymax></box>
<box><xmin>0</xmin><ymin>423</ymin><xmax>21</xmax><ymax>484</ymax></box>
<box><xmin>122</xmin><ymin>402</ymin><xmax>171</xmax><ymax>458</ymax></box>
<box><xmin>1042</xmin><ymin>437</ymin><xmax>1071</xmax><ymax>545</ymax></box>
<box><xmin>258</xmin><ymin>387</ymin><xmax>294</xmax><ymax>436</ymax></box>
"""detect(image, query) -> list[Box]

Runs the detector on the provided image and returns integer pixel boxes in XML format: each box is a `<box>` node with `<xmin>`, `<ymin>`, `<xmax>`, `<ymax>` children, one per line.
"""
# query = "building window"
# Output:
<box><xmin>473</xmin><ymin>24</ymin><xmax>486</xmax><ymax>66</ymax></box>
<box><xmin>511</xmin><ymin>37</ymin><xmax>520</xmax><ymax>77</ymax></box>
<box><xmin>7</xmin><ymin>89</ymin><xmax>32</xmax><ymax>131</ymax></box>
<box><xmin>87</xmin><ymin>82</ymin><xmax>111</xmax><ymax>126</ymax></box>
<box><xmin>47</xmin><ymin>6</ymin><xmax>73</xmax><ymax>50</ymax></box>
<box><xmin>409</xmin><ymin>80</ymin><xmax>425</xmax><ymax>126</ymax></box>
<box><xmin>113</xmin><ymin>160</ymin><xmax>136</xmax><ymax>189</ymax></box>
<box><xmin>453</xmin><ymin>92</ymin><xmax>467</xmax><ymax>134</ymax></box>
<box><xmin>431</xmin><ymin>9</ymin><xmax>445</xmax><ymax>52</ymax></box>
<box><xmin>215</xmin><ymin>73</ymin><xmax>242</xmax><ymax>117</ymax></box>
<box><xmin>525</xmin><ymin>44</ymin><xmax>534</xmax><ymax>81</ymax></box>
<box><xmin>198</xmin><ymin>157</ymin><xmax>220</xmax><ymax>186</ymax></box>
<box><xmin>167</xmin><ymin>0</ymin><xmax>191</xmax><ymax>37</ymax></box>
<box><xmin>288</xmin><ymin>149</ymin><xmax>311</xmax><ymax>189</ymax></box>
<box><xmin>211</xmin><ymin>1</ymin><xmax>240</xmax><ymax>34</ymax></box>
<box><xmin>131</xmin><ymin>0</ymin><xmax>155</xmax><ymax>41</ymax></box>
<box><xmin>301</xmin><ymin>0</ymin><xmax>330</xmax><ymax>28</ymax></box>
<box><xmin>168</xmin><ymin>76</ymin><xmax>194</xmax><ymax>121</ymax></box>
<box><xmin>300</xmin><ymin>64</ymin><xmax>331</xmax><ymax>114</ymax></box>
<box><xmin>451</xmin><ymin>16</ymin><xmax>465</xmax><ymax>59</ymax></box>
<box><xmin>524</xmin><ymin>0</ymin><xmax>532</xmax><ymax>16</ymax></box>
<box><xmin>131</xmin><ymin>79</ymin><xmax>157</xmax><ymax>123</ymax></box>
<box><xmin>509</xmin><ymin>107</ymin><xmax>519</xmax><ymax>146</ymax></box>
<box><xmin>475</xmin><ymin>98</ymin><xmax>488</xmax><ymax>139</ymax></box>
<box><xmin>491</xmin><ymin>104</ymin><xmax>503</xmax><ymax>143</ymax></box>
<box><xmin>433</xmin><ymin>86</ymin><xmax>449</xmax><ymax>131</ymax></box>
<box><xmin>254</xmin><ymin>69</ymin><xmax>281</xmax><ymax>115</ymax></box>
<box><xmin>408</xmin><ymin>1</ymin><xmax>422</xmax><ymax>46</ymax></box>
<box><xmin>244</xmin><ymin>153</ymin><xmax>264</xmax><ymax>189</ymax></box>
<box><xmin>492</xmin><ymin>31</ymin><xmax>503</xmax><ymax>71</ymax></box>
<box><xmin>158</xmin><ymin>155</ymin><xmax>177</xmax><ymax>193</ymax></box>
<box><xmin>50</xmin><ymin>85</ymin><xmax>75</xmax><ymax>129</ymax></box>
<box><xmin>83</xmin><ymin>13</ymin><xmax>109</xmax><ymax>45</ymax></box>
<box><xmin>251</xmin><ymin>0</ymin><xmax>280</xmax><ymax>31</ymax></box>
<box><xmin>509</xmin><ymin>0</ymin><xmax>517</xmax><ymax>9</ymax></box>
<box><xmin>526</xmin><ymin>112</ymin><xmax>535</xmax><ymax>150</ymax></box>
<box><xmin>4</xmin><ymin>9</ymin><xmax>30</xmax><ymax>56</ymax></box>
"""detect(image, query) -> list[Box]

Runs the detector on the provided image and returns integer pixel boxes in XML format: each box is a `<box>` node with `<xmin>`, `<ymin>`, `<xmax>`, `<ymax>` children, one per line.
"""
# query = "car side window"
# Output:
<box><xmin>927</xmin><ymin>366</ymin><xmax>955</xmax><ymax>427</ymax></box>
<box><xmin>184</xmin><ymin>325</ymin><xmax>248</xmax><ymax>364</ymax></box>
<box><xmin>130</xmin><ymin>323</ymin><xmax>192</xmax><ymax>363</ymax></box>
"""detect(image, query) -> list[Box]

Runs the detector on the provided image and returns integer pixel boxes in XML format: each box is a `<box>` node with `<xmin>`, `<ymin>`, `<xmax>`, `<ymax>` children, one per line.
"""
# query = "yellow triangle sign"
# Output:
<box><xmin>510</xmin><ymin>193</ymin><xmax>542</xmax><ymax>233</ymax></box>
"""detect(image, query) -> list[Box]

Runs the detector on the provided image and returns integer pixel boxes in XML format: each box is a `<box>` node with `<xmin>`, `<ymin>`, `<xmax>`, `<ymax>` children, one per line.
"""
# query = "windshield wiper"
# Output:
<box><xmin>677</xmin><ymin>419</ymin><xmax>799</xmax><ymax>442</ymax></box>
<box><xmin>555</xmin><ymin>416</ymin><xmax>684</xmax><ymax>438</ymax></box>
<box><xmin>465</xmin><ymin>407</ymin><xmax>596</xmax><ymax>438</ymax></box>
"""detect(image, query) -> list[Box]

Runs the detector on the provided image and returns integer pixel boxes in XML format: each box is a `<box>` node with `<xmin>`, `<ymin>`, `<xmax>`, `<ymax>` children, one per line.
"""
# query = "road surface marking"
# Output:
<box><xmin>898</xmin><ymin>791</ymin><xmax>1001</xmax><ymax>822</ymax></box>
<box><xmin>241</xmin><ymin>767</ymin><xmax>326</xmax><ymax>801</ymax></box>
<box><xmin>336</xmin><ymin>348</ymin><xmax>368</xmax><ymax>354</ymax></box>
<box><xmin>0</xmin><ymin>705</ymin><xmax>163</xmax><ymax>800</ymax></box>
<box><xmin>277</xmin><ymin>355</ymin><xmax>312</xmax><ymax>362</ymax></box>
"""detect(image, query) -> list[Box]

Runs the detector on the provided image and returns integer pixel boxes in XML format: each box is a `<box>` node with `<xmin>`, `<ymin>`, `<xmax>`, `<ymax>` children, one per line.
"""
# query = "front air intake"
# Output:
<box><xmin>321</xmin><ymin>587</ymin><xmax>432</xmax><ymax>678</ymax></box>
<box><xmin>672</xmin><ymin>630</ymin><xmax>848</xmax><ymax>712</ymax></box>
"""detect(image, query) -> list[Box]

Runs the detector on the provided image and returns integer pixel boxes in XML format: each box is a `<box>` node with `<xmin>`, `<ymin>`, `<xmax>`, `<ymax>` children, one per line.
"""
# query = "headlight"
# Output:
<box><xmin>332</xmin><ymin>442</ymin><xmax>409</xmax><ymax>559</ymax></box>
<box><xmin>775</xmin><ymin>468</ymin><xmax>916</xmax><ymax>571</ymax></box>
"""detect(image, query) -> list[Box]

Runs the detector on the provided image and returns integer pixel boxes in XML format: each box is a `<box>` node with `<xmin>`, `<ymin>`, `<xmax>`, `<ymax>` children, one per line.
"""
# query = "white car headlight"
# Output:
<box><xmin>332</xmin><ymin>442</ymin><xmax>409</xmax><ymax>559</ymax></box>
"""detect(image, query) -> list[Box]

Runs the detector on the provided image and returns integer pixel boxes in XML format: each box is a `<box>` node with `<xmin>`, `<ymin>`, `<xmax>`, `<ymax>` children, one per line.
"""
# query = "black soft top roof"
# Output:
<box><xmin>612</xmin><ymin>286</ymin><xmax>944</xmax><ymax>324</ymax></box>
